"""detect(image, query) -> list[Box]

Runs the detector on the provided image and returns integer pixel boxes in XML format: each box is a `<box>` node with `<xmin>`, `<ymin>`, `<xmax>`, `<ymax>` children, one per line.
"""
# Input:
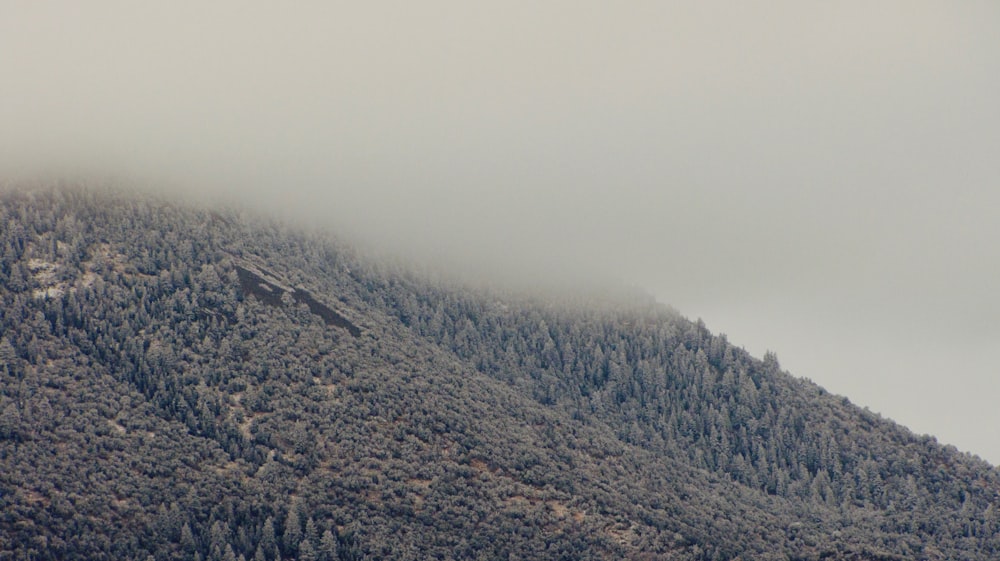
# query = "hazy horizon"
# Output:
<box><xmin>2</xmin><ymin>2</ymin><xmax>999</xmax><ymax>463</ymax></box>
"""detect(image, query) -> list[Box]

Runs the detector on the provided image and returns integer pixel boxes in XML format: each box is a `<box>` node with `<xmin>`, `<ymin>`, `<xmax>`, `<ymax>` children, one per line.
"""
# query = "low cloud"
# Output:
<box><xmin>2</xmin><ymin>1</ymin><xmax>1000</xmax><ymax>462</ymax></box>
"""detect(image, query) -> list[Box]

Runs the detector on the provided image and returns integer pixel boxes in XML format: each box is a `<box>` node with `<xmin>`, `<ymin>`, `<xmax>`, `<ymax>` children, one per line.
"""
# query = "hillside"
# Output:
<box><xmin>1</xmin><ymin>187</ymin><xmax>998</xmax><ymax>560</ymax></box>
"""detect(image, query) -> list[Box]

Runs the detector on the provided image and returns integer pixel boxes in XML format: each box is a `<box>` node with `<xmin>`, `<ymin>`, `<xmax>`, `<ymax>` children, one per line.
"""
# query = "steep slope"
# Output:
<box><xmin>0</xmin><ymin>187</ymin><xmax>998</xmax><ymax>560</ymax></box>
<box><xmin>381</xmin><ymin>278</ymin><xmax>1000</xmax><ymax>545</ymax></box>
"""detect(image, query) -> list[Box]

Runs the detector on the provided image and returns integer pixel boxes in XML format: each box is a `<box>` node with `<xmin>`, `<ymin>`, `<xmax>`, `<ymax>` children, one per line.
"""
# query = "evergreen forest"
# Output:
<box><xmin>1</xmin><ymin>187</ymin><xmax>998</xmax><ymax>560</ymax></box>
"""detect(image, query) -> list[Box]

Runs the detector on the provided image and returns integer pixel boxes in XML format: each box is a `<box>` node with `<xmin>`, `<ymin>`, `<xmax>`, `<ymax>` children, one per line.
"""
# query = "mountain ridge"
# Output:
<box><xmin>1</xmin><ymin>186</ymin><xmax>997</xmax><ymax>560</ymax></box>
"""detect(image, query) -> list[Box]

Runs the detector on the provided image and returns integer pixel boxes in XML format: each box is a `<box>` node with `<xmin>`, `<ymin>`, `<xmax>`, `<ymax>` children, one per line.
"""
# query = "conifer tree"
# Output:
<box><xmin>318</xmin><ymin>529</ymin><xmax>338</xmax><ymax>561</ymax></box>
<box><xmin>283</xmin><ymin>506</ymin><xmax>302</xmax><ymax>556</ymax></box>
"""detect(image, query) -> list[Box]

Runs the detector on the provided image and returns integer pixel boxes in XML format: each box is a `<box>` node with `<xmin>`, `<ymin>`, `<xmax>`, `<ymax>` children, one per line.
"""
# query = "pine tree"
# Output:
<box><xmin>318</xmin><ymin>529</ymin><xmax>338</xmax><ymax>561</ymax></box>
<box><xmin>304</xmin><ymin>518</ymin><xmax>319</xmax><ymax>547</ymax></box>
<box><xmin>260</xmin><ymin>517</ymin><xmax>277</xmax><ymax>554</ymax></box>
<box><xmin>180</xmin><ymin>522</ymin><xmax>196</xmax><ymax>553</ymax></box>
<box><xmin>282</xmin><ymin>506</ymin><xmax>302</xmax><ymax>556</ymax></box>
<box><xmin>299</xmin><ymin>539</ymin><xmax>317</xmax><ymax>561</ymax></box>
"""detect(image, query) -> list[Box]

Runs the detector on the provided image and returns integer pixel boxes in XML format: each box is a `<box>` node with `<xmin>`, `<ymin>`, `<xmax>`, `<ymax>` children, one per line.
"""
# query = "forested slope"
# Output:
<box><xmin>1</xmin><ymin>187</ymin><xmax>997</xmax><ymax>560</ymax></box>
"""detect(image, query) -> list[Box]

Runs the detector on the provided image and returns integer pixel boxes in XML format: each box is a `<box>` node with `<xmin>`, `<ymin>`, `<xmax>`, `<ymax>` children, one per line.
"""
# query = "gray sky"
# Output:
<box><xmin>3</xmin><ymin>2</ymin><xmax>999</xmax><ymax>463</ymax></box>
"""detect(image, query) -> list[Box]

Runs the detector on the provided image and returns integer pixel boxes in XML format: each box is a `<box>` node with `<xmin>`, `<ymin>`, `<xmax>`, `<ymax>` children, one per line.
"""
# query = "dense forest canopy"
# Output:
<box><xmin>1</xmin><ymin>186</ymin><xmax>998</xmax><ymax>560</ymax></box>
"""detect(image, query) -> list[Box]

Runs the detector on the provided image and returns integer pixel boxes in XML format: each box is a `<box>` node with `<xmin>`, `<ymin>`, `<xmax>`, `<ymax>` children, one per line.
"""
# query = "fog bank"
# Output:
<box><xmin>3</xmin><ymin>2</ymin><xmax>999</xmax><ymax>463</ymax></box>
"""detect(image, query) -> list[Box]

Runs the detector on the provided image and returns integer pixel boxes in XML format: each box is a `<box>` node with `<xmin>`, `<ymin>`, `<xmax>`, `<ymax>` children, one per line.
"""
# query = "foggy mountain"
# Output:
<box><xmin>4</xmin><ymin>2</ymin><xmax>1000</xmax><ymax>465</ymax></box>
<box><xmin>2</xmin><ymin>186</ymin><xmax>998</xmax><ymax>560</ymax></box>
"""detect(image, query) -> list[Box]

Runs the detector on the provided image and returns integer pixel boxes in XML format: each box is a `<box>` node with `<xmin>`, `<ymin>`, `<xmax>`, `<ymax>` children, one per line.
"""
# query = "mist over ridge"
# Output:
<box><xmin>2</xmin><ymin>2</ymin><xmax>999</xmax><ymax>463</ymax></box>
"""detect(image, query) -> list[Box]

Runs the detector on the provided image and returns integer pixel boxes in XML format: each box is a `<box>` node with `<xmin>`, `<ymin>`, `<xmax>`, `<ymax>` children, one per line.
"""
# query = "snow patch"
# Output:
<box><xmin>28</xmin><ymin>258</ymin><xmax>66</xmax><ymax>299</ymax></box>
<box><xmin>32</xmin><ymin>286</ymin><xmax>65</xmax><ymax>299</ymax></box>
